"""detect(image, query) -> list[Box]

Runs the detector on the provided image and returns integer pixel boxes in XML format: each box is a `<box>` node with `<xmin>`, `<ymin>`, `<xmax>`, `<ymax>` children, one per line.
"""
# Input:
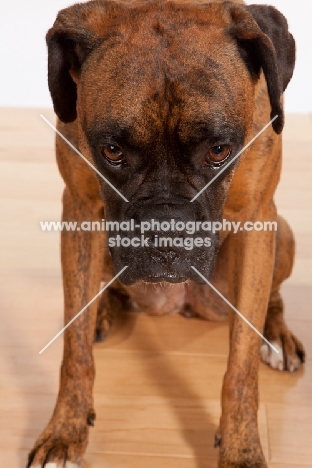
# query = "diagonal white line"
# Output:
<box><xmin>191</xmin><ymin>266</ymin><xmax>279</xmax><ymax>353</ymax></box>
<box><xmin>40</xmin><ymin>114</ymin><xmax>129</xmax><ymax>203</ymax></box>
<box><xmin>39</xmin><ymin>265</ymin><xmax>128</xmax><ymax>354</ymax></box>
<box><xmin>190</xmin><ymin>115</ymin><xmax>278</xmax><ymax>202</ymax></box>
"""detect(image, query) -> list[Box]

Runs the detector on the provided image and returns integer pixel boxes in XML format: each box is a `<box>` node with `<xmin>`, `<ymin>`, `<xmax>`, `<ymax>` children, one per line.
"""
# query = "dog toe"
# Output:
<box><xmin>260</xmin><ymin>331</ymin><xmax>305</xmax><ymax>371</ymax></box>
<box><xmin>28</xmin><ymin>449</ymin><xmax>65</xmax><ymax>468</ymax></box>
<box><xmin>260</xmin><ymin>341</ymin><xmax>284</xmax><ymax>370</ymax></box>
<box><xmin>44</xmin><ymin>464</ymin><xmax>64</xmax><ymax>468</ymax></box>
<box><xmin>28</xmin><ymin>448</ymin><xmax>83</xmax><ymax>468</ymax></box>
<box><xmin>27</xmin><ymin>421</ymin><xmax>87</xmax><ymax>468</ymax></box>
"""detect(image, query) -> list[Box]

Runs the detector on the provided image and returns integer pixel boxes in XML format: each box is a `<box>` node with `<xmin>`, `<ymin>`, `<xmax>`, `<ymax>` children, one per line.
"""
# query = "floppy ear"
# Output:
<box><xmin>226</xmin><ymin>3</ymin><xmax>296</xmax><ymax>134</ymax></box>
<box><xmin>46</xmin><ymin>3</ymin><xmax>108</xmax><ymax>123</ymax></box>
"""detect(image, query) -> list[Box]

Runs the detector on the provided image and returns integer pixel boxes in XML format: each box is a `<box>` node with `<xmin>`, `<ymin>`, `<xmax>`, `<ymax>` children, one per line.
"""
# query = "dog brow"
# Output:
<box><xmin>86</xmin><ymin>122</ymin><xmax>134</xmax><ymax>145</ymax></box>
<box><xmin>178</xmin><ymin>120</ymin><xmax>245</xmax><ymax>146</ymax></box>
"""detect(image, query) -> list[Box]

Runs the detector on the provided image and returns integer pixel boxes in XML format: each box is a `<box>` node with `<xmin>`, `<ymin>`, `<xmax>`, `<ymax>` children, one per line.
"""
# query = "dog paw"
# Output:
<box><xmin>217</xmin><ymin>422</ymin><xmax>267</xmax><ymax>467</ymax></box>
<box><xmin>27</xmin><ymin>418</ymin><xmax>88</xmax><ymax>468</ymax></box>
<box><xmin>260</xmin><ymin>332</ymin><xmax>305</xmax><ymax>371</ymax></box>
<box><xmin>218</xmin><ymin>446</ymin><xmax>267</xmax><ymax>468</ymax></box>
<box><xmin>218</xmin><ymin>444</ymin><xmax>267</xmax><ymax>468</ymax></box>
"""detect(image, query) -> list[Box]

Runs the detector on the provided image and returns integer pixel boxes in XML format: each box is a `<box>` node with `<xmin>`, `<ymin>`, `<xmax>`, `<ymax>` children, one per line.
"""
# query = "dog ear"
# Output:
<box><xmin>46</xmin><ymin>3</ymin><xmax>108</xmax><ymax>123</ymax></box>
<box><xmin>226</xmin><ymin>3</ymin><xmax>295</xmax><ymax>134</ymax></box>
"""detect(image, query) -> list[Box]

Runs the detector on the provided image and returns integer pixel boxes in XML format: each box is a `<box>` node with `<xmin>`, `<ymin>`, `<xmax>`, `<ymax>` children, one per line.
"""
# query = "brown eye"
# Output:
<box><xmin>207</xmin><ymin>145</ymin><xmax>232</xmax><ymax>167</ymax></box>
<box><xmin>101</xmin><ymin>144</ymin><xmax>124</xmax><ymax>164</ymax></box>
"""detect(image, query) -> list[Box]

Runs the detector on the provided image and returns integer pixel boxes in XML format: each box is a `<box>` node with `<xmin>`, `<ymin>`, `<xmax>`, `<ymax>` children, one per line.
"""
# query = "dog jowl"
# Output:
<box><xmin>28</xmin><ymin>1</ymin><xmax>305</xmax><ymax>468</ymax></box>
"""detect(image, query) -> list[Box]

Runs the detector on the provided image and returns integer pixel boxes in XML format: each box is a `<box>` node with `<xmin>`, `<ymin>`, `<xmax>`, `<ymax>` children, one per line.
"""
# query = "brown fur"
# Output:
<box><xmin>28</xmin><ymin>1</ymin><xmax>304</xmax><ymax>467</ymax></box>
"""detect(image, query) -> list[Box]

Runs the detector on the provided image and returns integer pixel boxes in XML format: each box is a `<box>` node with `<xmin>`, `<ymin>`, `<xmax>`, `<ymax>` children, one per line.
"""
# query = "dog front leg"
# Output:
<box><xmin>217</xmin><ymin>212</ymin><xmax>275</xmax><ymax>468</ymax></box>
<box><xmin>28</xmin><ymin>188</ymin><xmax>104</xmax><ymax>468</ymax></box>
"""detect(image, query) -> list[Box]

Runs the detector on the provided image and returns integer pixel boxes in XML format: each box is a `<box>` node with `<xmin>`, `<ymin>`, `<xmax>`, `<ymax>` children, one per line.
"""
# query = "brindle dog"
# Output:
<box><xmin>28</xmin><ymin>1</ymin><xmax>305</xmax><ymax>467</ymax></box>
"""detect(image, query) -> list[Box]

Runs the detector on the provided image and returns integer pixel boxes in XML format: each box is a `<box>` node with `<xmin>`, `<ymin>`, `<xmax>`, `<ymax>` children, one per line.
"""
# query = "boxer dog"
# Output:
<box><xmin>28</xmin><ymin>1</ymin><xmax>305</xmax><ymax>466</ymax></box>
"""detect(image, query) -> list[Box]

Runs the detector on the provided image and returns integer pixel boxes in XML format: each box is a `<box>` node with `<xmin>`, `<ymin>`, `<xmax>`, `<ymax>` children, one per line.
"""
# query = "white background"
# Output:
<box><xmin>0</xmin><ymin>0</ymin><xmax>311</xmax><ymax>113</ymax></box>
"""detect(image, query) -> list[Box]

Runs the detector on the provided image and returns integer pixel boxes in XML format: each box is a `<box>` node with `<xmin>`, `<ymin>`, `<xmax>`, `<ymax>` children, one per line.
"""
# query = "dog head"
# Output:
<box><xmin>47</xmin><ymin>0</ymin><xmax>295</xmax><ymax>284</ymax></box>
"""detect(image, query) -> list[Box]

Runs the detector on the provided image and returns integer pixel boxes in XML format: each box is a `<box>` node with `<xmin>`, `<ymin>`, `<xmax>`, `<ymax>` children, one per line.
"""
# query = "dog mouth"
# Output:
<box><xmin>106</xmin><ymin>209</ymin><xmax>220</xmax><ymax>286</ymax></box>
<box><xmin>116</xmin><ymin>260</ymin><xmax>215</xmax><ymax>286</ymax></box>
<box><xmin>146</xmin><ymin>272</ymin><xmax>187</xmax><ymax>283</ymax></box>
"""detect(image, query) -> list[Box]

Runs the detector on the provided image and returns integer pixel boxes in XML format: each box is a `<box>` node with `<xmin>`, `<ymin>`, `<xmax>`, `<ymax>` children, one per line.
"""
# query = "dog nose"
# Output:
<box><xmin>125</xmin><ymin>199</ymin><xmax>196</xmax><ymax>225</ymax></box>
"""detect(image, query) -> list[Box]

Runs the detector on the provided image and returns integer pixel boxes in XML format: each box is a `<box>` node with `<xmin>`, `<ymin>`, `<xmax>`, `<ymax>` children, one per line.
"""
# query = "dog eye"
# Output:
<box><xmin>101</xmin><ymin>144</ymin><xmax>125</xmax><ymax>165</ymax></box>
<box><xmin>206</xmin><ymin>145</ymin><xmax>232</xmax><ymax>167</ymax></box>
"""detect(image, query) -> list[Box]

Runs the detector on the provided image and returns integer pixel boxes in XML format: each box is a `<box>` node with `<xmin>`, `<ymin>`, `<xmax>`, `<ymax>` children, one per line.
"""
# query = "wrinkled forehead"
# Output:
<box><xmin>78</xmin><ymin>16</ymin><xmax>253</xmax><ymax>145</ymax></box>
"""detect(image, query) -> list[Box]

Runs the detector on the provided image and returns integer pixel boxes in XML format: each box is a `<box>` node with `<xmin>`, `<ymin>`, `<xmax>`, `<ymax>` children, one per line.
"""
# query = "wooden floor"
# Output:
<box><xmin>0</xmin><ymin>108</ymin><xmax>311</xmax><ymax>467</ymax></box>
